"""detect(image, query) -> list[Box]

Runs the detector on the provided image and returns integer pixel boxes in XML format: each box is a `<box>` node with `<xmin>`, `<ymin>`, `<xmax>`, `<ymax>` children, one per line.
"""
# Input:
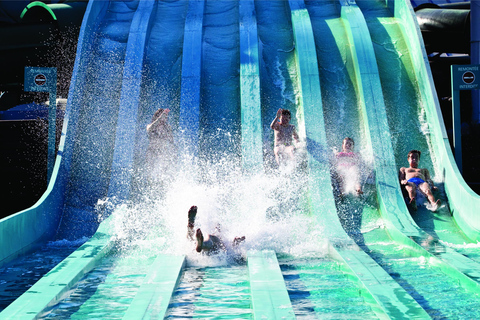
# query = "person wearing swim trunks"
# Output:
<box><xmin>399</xmin><ymin>150</ymin><xmax>441</xmax><ymax>211</ymax></box>
<box><xmin>186</xmin><ymin>205</ymin><xmax>245</xmax><ymax>255</ymax></box>
<box><xmin>270</xmin><ymin>108</ymin><xmax>299</xmax><ymax>166</ymax></box>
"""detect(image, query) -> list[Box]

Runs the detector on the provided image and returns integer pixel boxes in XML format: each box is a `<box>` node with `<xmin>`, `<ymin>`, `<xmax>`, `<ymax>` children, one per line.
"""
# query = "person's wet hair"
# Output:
<box><xmin>281</xmin><ymin>109</ymin><xmax>291</xmax><ymax>117</ymax></box>
<box><xmin>408</xmin><ymin>150</ymin><xmax>421</xmax><ymax>159</ymax></box>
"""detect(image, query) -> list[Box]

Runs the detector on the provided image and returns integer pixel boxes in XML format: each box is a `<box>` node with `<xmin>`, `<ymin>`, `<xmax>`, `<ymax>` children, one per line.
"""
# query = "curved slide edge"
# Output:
<box><xmin>389</xmin><ymin>0</ymin><xmax>480</xmax><ymax>242</ymax></box>
<box><xmin>344</xmin><ymin>0</ymin><xmax>480</xmax><ymax>293</ymax></box>
<box><xmin>0</xmin><ymin>0</ymin><xmax>110</xmax><ymax>267</ymax></box>
<box><xmin>287</xmin><ymin>1</ymin><xmax>428</xmax><ymax>318</ymax></box>
<box><xmin>0</xmin><ymin>211</ymin><xmax>117</xmax><ymax>319</ymax></box>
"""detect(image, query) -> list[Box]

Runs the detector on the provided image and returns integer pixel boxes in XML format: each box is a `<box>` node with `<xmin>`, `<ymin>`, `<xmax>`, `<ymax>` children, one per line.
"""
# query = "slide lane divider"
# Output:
<box><xmin>178</xmin><ymin>0</ymin><xmax>205</xmax><ymax>162</ymax></box>
<box><xmin>247</xmin><ymin>250</ymin><xmax>295</xmax><ymax>319</ymax></box>
<box><xmin>121</xmin><ymin>254</ymin><xmax>186</xmax><ymax>320</ymax></box>
<box><xmin>239</xmin><ymin>0</ymin><xmax>263</xmax><ymax>173</ymax></box>
<box><xmin>0</xmin><ymin>1</ymin><xmax>156</xmax><ymax>318</ymax></box>
<box><xmin>342</xmin><ymin>0</ymin><xmax>480</xmax><ymax>296</ymax></box>
<box><xmin>287</xmin><ymin>0</ymin><xmax>429</xmax><ymax>318</ymax></box>
<box><xmin>239</xmin><ymin>4</ymin><xmax>292</xmax><ymax>318</ymax></box>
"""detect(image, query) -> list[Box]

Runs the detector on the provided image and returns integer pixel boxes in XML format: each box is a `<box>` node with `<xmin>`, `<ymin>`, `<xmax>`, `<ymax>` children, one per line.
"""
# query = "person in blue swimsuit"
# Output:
<box><xmin>399</xmin><ymin>150</ymin><xmax>441</xmax><ymax>211</ymax></box>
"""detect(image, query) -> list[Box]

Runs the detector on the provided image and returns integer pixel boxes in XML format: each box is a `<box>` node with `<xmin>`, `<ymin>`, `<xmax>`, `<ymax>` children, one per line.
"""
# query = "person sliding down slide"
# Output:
<box><xmin>399</xmin><ymin>150</ymin><xmax>441</xmax><ymax>212</ymax></box>
<box><xmin>186</xmin><ymin>206</ymin><xmax>245</xmax><ymax>255</ymax></box>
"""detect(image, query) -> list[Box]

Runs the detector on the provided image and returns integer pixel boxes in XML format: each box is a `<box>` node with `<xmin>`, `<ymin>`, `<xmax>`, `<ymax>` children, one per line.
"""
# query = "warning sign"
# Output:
<box><xmin>452</xmin><ymin>65</ymin><xmax>480</xmax><ymax>90</ymax></box>
<box><xmin>24</xmin><ymin>67</ymin><xmax>56</xmax><ymax>92</ymax></box>
<box><xmin>34</xmin><ymin>74</ymin><xmax>47</xmax><ymax>86</ymax></box>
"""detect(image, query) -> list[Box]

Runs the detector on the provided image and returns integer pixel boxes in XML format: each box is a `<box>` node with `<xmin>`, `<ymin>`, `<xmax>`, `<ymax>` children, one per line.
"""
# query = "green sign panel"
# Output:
<box><xmin>452</xmin><ymin>64</ymin><xmax>480</xmax><ymax>90</ymax></box>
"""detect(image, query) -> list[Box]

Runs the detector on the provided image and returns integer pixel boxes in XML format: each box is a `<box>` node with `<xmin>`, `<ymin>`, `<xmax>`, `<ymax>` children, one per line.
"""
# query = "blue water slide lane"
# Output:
<box><xmin>107</xmin><ymin>0</ymin><xmax>155</xmax><ymax>202</ymax></box>
<box><xmin>388</xmin><ymin>0</ymin><xmax>480</xmax><ymax>242</ymax></box>
<box><xmin>344</xmin><ymin>0</ymin><xmax>480</xmax><ymax>291</ymax></box>
<box><xmin>287</xmin><ymin>1</ymin><xmax>428</xmax><ymax>317</ymax></box>
<box><xmin>120</xmin><ymin>1</ymin><xmax>207</xmax><ymax>317</ymax></box>
<box><xmin>55</xmin><ymin>1</ymin><xmax>143</xmax><ymax>240</ymax></box>
<box><xmin>0</xmin><ymin>1</ymin><xmax>160</xmax><ymax>318</ymax></box>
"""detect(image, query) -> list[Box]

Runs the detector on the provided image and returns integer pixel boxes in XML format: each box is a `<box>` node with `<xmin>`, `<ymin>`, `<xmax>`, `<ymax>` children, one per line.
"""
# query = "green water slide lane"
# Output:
<box><xmin>286</xmin><ymin>1</ymin><xmax>428</xmax><ymax>318</ymax></box>
<box><xmin>388</xmin><ymin>0</ymin><xmax>480</xmax><ymax>242</ymax></box>
<box><xmin>346</xmin><ymin>0</ymin><xmax>480</xmax><ymax>292</ymax></box>
<box><xmin>0</xmin><ymin>213</ymin><xmax>116</xmax><ymax>319</ymax></box>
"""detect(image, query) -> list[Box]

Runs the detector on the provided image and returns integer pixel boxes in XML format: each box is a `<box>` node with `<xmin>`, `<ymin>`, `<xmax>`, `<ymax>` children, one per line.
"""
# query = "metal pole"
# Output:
<box><xmin>451</xmin><ymin>65</ymin><xmax>463</xmax><ymax>173</ymax></box>
<box><xmin>471</xmin><ymin>0</ymin><xmax>480</xmax><ymax>123</ymax></box>
<box><xmin>47</xmin><ymin>90</ymin><xmax>57</xmax><ymax>181</ymax></box>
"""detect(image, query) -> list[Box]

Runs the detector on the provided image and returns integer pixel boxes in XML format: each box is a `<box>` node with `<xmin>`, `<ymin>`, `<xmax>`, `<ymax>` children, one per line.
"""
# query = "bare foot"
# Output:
<box><xmin>196</xmin><ymin>228</ymin><xmax>204</xmax><ymax>252</ymax></box>
<box><xmin>188</xmin><ymin>206</ymin><xmax>197</xmax><ymax>228</ymax></box>
<box><xmin>431</xmin><ymin>199</ymin><xmax>441</xmax><ymax>212</ymax></box>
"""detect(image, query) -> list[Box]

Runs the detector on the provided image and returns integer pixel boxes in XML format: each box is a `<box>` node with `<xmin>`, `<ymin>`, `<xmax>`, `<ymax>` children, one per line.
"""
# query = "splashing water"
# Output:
<box><xmin>105</xmin><ymin>154</ymin><xmax>328</xmax><ymax>267</ymax></box>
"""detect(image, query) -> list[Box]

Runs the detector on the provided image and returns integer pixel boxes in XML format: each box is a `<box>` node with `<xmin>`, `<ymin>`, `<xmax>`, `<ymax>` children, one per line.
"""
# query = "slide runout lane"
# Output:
<box><xmin>286</xmin><ymin>1</ymin><xmax>428</xmax><ymax>318</ymax></box>
<box><xmin>0</xmin><ymin>211</ymin><xmax>117</xmax><ymax>319</ymax></box>
<box><xmin>351</xmin><ymin>0</ymin><xmax>480</xmax><ymax>288</ymax></box>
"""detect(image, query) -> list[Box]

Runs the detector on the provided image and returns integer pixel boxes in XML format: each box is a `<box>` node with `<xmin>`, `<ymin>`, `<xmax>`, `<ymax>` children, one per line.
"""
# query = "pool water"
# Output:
<box><xmin>40</xmin><ymin>250</ymin><xmax>155</xmax><ymax>319</ymax></box>
<box><xmin>0</xmin><ymin>238</ymin><xmax>86</xmax><ymax>312</ymax></box>
<box><xmin>166</xmin><ymin>265</ymin><xmax>251</xmax><ymax>319</ymax></box>
<box><xmin>280</xmin><ymin>257</ymin><xmax>378</xmax><ymax>319</ymax></box>
<box><xmin>364</xmin><ymin>239</ymin><xmax>480</xmax><ymax>319</ymax></box>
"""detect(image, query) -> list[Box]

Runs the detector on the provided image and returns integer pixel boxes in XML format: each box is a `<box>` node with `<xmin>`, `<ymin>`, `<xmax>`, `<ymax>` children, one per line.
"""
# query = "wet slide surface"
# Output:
<box><xmin>2</xmin><ymin>0</ymin><xmax>480</xmax><ymax>318</ymax></box>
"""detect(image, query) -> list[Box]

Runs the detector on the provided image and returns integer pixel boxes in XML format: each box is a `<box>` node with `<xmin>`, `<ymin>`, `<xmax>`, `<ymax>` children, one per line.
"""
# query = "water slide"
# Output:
<box><xmin>2</xmin><ymin>0</ymin><xmax>480</xmax><ymax>318</ymax></box>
